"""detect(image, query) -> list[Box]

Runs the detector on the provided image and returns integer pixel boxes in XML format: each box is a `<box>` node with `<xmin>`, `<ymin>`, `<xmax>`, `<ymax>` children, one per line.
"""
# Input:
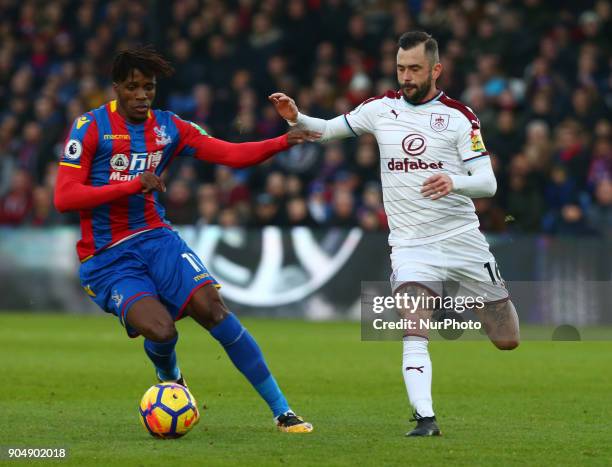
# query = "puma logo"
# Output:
<box><xmin>405</xmin><ymin>366</ymin><xmax>424</xmax><ymax>373</ymax></box>
<box><xmin>391</xmin><ymin>110</ymin><xmax>399</xmax><ymax>119</ymax></box>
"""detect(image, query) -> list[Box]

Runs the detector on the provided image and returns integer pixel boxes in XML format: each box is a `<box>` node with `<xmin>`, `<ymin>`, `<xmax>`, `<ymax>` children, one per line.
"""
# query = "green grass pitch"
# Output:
<box><xmin>1</xmin><ymin>312</ymin><xmax>611</xmax><ymax>466</ymax></box>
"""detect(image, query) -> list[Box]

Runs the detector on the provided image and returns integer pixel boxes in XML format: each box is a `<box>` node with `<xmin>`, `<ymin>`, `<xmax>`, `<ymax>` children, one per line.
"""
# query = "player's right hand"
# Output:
<box><xmin>140</xmin><ymin>171</ymin><xmax>166</xmax><ymax>194</ymax></box>
<box><xmin>268</xmin><ymin>92</ymin><xmax>299</xmax><ymax>123</ymax></box>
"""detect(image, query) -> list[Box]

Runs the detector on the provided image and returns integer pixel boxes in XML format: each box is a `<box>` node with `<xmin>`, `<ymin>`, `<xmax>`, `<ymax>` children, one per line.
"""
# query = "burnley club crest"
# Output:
<box><xmin>430</xmin><ymin>113</ymin><xmax>449</xmax><ymax>132</ymax></box>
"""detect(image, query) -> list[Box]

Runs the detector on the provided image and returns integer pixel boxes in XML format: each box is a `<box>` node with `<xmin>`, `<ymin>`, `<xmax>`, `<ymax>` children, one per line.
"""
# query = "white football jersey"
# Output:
<box><xmin>344</xmin><ymin>90</ymin><xmax>489</xmax><ymax>247</ymax></box>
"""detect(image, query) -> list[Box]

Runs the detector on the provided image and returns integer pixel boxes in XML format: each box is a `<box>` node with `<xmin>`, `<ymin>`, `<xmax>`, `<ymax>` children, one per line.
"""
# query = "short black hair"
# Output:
<box><xmin>397</xmin><ymin>31</ymin><xmax>439</xmax><ymax>66</ymax></box>
<box><xmin>111</xmin><ymin>45</ymin><xmax>175</xmax><ymax>83</ymax></box>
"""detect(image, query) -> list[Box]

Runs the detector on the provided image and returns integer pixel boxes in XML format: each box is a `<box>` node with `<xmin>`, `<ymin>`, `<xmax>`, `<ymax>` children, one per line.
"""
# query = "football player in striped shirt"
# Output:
<box><xmin>55</xmin><ymin>46</ymin><xmax>316</xmax><ymax>433</ymax></box>
<box><xmin>270</xmin><ymin>31</ymin><xmax>520</xmax><ymax>436</ymax></box>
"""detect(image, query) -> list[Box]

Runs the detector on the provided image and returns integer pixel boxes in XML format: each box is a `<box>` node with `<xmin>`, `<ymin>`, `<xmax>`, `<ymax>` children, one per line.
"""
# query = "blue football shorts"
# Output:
<box><xmin>79</xmin><ymin>228</ymin><xmax>220</xmax><ymax>337</ymax></box>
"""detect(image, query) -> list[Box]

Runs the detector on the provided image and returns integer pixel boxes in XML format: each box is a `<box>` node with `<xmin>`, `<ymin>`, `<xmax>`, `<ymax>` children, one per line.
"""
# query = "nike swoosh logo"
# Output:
<box><xmin>184</xmin><ymin>412</ymin><xmax>197</xmax><ymax>427</ymax></box>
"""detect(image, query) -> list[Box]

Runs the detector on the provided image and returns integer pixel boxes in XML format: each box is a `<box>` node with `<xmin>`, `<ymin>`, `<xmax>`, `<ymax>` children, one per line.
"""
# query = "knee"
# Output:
<box><xmin>189</xmin><ymin>286</ymin><xmax>229</xmax><ymax>329</ymax></box>
<box><xmin>207</xmin><ymin>295</ymin><xmax>229</xmax><ymax>326</ymax></box>
<box><xmin>147</xmin><ymin>319</ymin><xmax>177</xmax><ymax>342</ymax></box>
<box><xmin>493</xmin><ymin>339</ymin><xmax>519</xmax><ymax>351</ymax></box>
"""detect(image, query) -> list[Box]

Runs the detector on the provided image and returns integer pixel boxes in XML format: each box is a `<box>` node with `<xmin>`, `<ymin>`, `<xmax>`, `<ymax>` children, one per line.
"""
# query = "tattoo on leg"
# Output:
<box><xmin>478</xmin><ymin>300</ymin><xmax>519</xmax><ymax>343</ymax></box>
<box><xmin>491</xmin><ymin>301</ymin><xmax>509</xmax><ymax>327</ymax></box>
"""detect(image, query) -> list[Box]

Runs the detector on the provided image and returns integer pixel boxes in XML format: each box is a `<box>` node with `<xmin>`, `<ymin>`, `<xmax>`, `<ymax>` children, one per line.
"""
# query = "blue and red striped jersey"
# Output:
<box><xmin>59</xmin><ymin>100</ymin><xmax>213</xmax><ymax>261</ymax></box>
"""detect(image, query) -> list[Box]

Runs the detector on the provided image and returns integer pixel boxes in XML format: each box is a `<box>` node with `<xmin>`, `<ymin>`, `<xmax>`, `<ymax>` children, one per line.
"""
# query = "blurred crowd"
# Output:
<box><xmin>0</xmin><ymin>0</ymin><xmax>610</xmax><ymax>236</ymax></box>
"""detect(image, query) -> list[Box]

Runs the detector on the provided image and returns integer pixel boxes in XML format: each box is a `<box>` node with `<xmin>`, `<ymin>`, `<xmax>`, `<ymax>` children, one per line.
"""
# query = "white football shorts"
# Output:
<box><xmin>390</xmin><ymin>227</ymin><xmax>509</xmax><ymax>303</ymax></box>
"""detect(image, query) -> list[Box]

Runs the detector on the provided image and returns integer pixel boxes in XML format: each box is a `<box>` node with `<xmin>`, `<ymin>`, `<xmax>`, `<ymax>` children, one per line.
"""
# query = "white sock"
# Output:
<box><xmin>402</xmin><ymin>336</ymin><xmax>434</xmax><ymax>417</ymax></box>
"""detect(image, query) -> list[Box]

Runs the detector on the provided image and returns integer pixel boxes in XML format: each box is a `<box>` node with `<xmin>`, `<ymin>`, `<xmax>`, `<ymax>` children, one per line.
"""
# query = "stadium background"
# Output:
<box><xmin>0</xmin><ymin>0</ymin><xmax>610</xmax><ymax>323</ymax></box>
<box><xmin>0</xmin><ymin>2</ymin><xmax>611</xmax><ymax>465</ymax></box>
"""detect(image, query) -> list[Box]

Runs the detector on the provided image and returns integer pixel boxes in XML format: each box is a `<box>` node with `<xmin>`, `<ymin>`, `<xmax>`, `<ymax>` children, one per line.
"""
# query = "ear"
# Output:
<box><xmin>432</xmin><ymin>62</ymin><xmax>443</xmax><ymax>80</ymax></box>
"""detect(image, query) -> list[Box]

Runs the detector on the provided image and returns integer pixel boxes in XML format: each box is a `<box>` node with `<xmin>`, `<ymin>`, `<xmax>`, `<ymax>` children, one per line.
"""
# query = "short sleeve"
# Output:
<box><xmin>60</xmin><ymin>113</ymin><xmax>98</xmax><ymax>169</ymax></box>
<box><xmin>456</xmin><ymin>115</ymin><xmax>489</xmax><ymax>164</ymax></box>
<box><xmin>343</xmin><ymin>97</ymin><xmax>382</xmax><ymax>136</ymax></box>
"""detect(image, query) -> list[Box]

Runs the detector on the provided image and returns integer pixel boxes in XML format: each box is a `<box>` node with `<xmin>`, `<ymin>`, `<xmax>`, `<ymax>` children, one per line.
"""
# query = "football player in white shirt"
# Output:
<box><xmin>270</xmin><ymin>31</ymin><xmax>520</xmax><ymax>437</ymax></box>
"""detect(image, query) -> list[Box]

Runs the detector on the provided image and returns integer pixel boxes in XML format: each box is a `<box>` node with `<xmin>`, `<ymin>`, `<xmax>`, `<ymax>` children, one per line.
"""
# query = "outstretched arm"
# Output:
<box><xmin>269</xmin><ymin>93</ymin><xmax>354</xmax><ymax>142</ymax></box>
<box><xmin>192</xmin><ymin>134</ymin><xmax>288</xmax><ymax>168</ymax></box>
<box><xmin>172</xmin><ymin>116</ymin><xmax>319</xmax><ymax>168</ymax></box>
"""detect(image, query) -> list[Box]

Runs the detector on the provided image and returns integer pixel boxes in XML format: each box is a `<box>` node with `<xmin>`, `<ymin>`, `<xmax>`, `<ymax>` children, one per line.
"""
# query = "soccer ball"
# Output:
<box><xmin>139</xmin><ymin>383</ymin><xmax>200</xmax><ymax>439</ymax></box>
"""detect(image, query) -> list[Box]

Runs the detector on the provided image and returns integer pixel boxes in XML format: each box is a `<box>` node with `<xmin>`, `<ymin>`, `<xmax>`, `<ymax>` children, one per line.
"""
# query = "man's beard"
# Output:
<box><xmin>401</xmin><ymin>74</ymin><xmax>433</xmax><ymax>104</ymax></box>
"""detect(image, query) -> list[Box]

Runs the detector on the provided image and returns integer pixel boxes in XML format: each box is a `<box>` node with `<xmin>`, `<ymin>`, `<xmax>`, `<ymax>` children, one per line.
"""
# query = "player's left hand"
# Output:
<box><xmin>286</xmin><ymin>129</ymin><xmax>322</xmax><ymax>145</ymax></box>
<box><xmin>421</xmin><ymin>174</ymin><xmax>453</xmax><ymax>200</ymax></box>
